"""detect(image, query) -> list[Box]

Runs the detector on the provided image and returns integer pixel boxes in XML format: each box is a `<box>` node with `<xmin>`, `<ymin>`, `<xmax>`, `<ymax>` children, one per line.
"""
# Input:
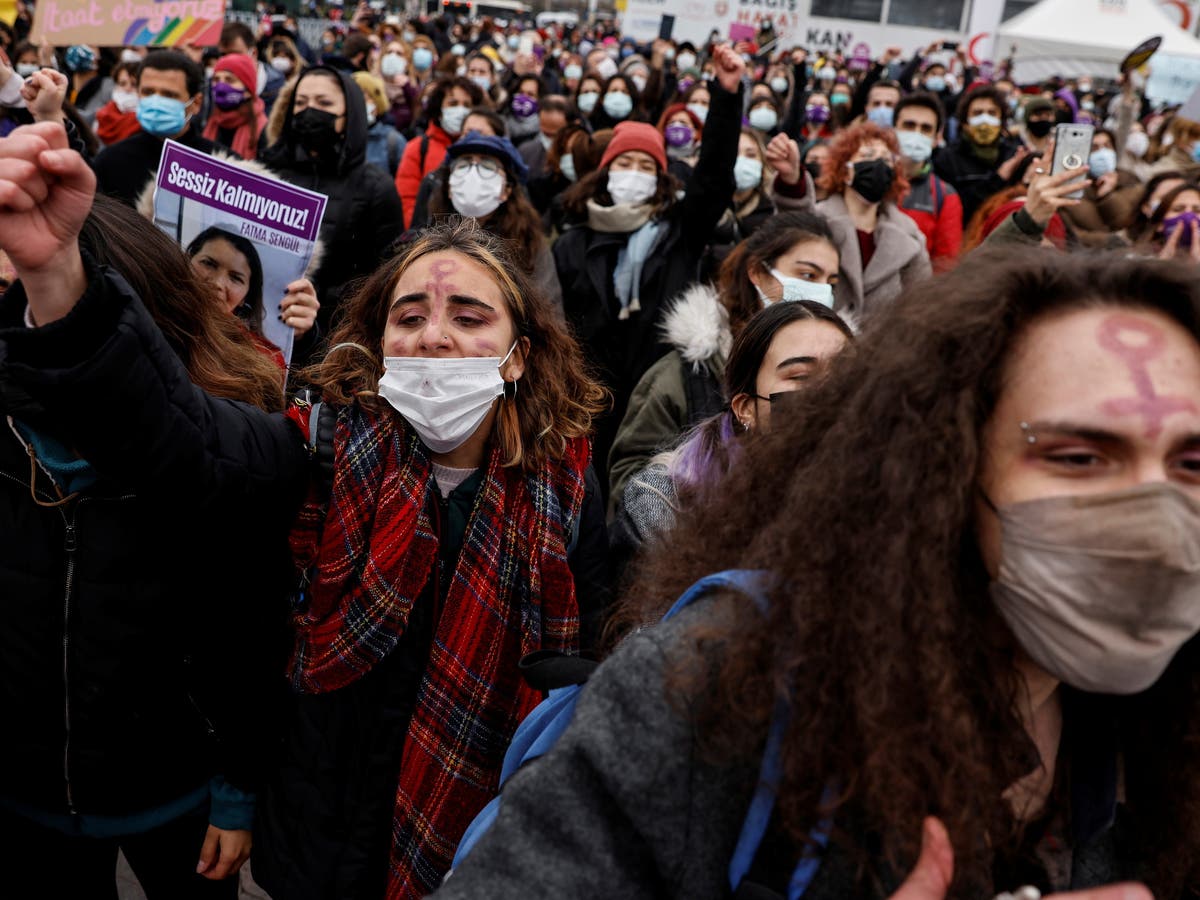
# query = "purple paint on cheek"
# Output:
<box><xmin>1096</xmin><ymin>314</ymin><xmax>1197</xmax><ymax>438</ymax></box>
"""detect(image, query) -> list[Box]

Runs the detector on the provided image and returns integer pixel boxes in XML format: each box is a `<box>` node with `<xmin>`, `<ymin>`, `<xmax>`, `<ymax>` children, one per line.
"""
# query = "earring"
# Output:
<box><xmin>1019</xmin><ymin>422</ymin><xmax>1036</xmax><ymax>444</ymax></box>
<box><xmin>505</xmin><ymin>379</ymin><xmax>518</xmax><ymax>400</ymax></box>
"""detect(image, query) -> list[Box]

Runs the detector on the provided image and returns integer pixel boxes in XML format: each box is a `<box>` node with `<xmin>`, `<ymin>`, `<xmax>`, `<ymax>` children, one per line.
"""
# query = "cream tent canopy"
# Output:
<box><xmin>997</xmin><ymin>0</ymin><xmax>1200</xmax><ymax>83</ymax></box>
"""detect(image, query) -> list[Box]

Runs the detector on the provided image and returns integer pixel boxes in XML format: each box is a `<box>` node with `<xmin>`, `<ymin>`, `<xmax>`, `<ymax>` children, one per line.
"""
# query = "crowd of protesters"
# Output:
<box><xmin>0</xmin><ymin>4</ymin><xmax>1199</xmax><ymax>899</ymax></box>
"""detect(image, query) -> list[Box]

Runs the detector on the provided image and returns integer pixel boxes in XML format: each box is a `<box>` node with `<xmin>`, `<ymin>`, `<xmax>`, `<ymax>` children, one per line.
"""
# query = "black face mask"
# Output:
<box><xmin>292</xmin><ymin>107</ymin><xmax>344</xmax><ymax>158</ymax></box>
<box><xmin>850</xmin><ymin>158</ymin><xmax>894</xmax><ymax>204</ymax></box>
<box><xmin>1054</xmin><ymin>108</ymin><xmax>1073</xmax><ymax>125</ymax></box>
<box><xmin>805</xmin><ymin>161</ymin><xmax>822</xmax><ymax>183</ymax></box>
<box><xmin>1027</xmin><ymin>118</ymin><xmax>1054</xmax><ymax>138</ymax></box>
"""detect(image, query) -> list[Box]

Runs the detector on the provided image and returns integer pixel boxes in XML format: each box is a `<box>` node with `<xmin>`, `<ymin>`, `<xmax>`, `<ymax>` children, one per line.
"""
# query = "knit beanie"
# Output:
<box><xmin>600</xmin><ymin>121</ymin><xmax>667</xmax><ymax>171</ymax></box>
<box><xmin>215</xmin><ymin>53</ymin><xmax>260</xmax><ymax>97</ymax></box>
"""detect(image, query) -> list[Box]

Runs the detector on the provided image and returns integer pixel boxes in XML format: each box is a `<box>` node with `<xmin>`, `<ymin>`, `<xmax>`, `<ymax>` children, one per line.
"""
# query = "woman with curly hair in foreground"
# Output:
<box><xmin>436</xmin><ymin>247</ymin><xmax>1200</xmax><ymax>899</ymax></box>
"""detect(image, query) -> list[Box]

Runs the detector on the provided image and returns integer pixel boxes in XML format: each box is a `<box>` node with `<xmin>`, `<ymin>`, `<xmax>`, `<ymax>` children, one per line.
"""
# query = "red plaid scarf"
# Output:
<box><xmin>286</xmin><ymin>402</ymin><xmax>590</xmax><ymax>897</ymax></box>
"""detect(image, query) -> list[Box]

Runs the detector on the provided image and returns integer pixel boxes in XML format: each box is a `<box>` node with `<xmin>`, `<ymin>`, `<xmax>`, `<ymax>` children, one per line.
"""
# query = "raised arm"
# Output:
<box><xmin>0</xmin><ymin>123</ymin><xmax>309</xmax><ymax>505</ymax></box>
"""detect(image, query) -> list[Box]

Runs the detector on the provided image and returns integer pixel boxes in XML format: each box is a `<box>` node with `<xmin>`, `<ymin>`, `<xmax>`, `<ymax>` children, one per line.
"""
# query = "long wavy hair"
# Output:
<box><xmin>80</xmin><ymin>196</ymin><xmax>285</xmax><ymax>413</ymax></box>
<box><xmin>634</xmin><ymin>248</ymin><xmax>1200</xmax><ymax>895</ymax></box>
<box><xmin>305</xmin><ymin>220</ymin><xmax>608</xmax><ymax>473</ymax></box>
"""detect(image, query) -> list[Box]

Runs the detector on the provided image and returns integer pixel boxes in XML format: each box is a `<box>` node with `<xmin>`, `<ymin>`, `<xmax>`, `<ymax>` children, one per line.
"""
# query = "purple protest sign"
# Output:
<box><xmin>155</xmin><ymin>140</ymin><xmax>326</xmax><ymax>244</ymax></box>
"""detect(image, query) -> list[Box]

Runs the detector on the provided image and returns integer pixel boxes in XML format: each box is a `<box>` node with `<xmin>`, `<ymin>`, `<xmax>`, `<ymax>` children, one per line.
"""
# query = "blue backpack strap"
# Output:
<box><xmin>662</xmin><ymin>569</ymin><xmax>771</xmax><ymax>621</ymax></box>
<box><xmin>451</xmin><ymin>570</ymin><xmax>774</xmax><ymax>872</ymax></box>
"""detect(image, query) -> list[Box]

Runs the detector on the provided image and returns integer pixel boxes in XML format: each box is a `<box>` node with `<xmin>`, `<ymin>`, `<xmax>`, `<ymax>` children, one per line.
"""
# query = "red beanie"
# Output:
<box><xmin>600</xmin><ymin>121</ymin><xmax>667</xmax><ymax>172</ymax></box>
<box><xmin>215</xmin><ymin>53</ymin><xmax>259</xmax><ymax>97</ymax></box>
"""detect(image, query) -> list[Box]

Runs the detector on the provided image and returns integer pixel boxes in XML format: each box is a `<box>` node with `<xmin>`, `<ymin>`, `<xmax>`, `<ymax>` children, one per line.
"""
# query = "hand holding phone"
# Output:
<box><xmin>1050</xmin><ymin>123</ymin><xmax>1094</xmax><ymax>200</ymax></box>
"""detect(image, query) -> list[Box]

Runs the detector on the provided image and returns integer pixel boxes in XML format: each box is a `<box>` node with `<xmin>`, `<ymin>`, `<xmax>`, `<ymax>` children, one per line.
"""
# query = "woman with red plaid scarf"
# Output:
<box><xmin>0</xmin><ymin>121</ymin><xmax>611</xmax><ymax>900</ymax></box>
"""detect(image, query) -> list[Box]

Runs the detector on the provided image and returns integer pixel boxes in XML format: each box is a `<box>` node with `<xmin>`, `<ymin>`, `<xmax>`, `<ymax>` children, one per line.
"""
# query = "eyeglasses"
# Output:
<box><xmin>451</xmin><ymin>157</ymin><xmax>504</xmax><ymax>180</ymax></box>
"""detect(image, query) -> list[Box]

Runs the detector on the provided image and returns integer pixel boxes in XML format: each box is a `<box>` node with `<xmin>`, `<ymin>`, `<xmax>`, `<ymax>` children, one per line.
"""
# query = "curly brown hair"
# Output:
<box><xmin>632</xmin><ymin>248</ymin><xmax>1200</xmax><ymax>895</ymax></box>
<box><xmin>819</xmin><ymin>120</ymin><xmax>910</xmax><ymax>204</ymax></box>
<box><xmin>304</xmin><ymin>220</ymin><xmax>608</xmax><ymax>473</ymax></box>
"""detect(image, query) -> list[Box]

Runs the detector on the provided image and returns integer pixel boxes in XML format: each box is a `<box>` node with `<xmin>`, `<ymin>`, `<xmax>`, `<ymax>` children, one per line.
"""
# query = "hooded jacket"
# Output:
<box><xmin>260</xmin><ymin>66</ymin><xmax>404</xmax><ymax>330</ymax></box>
<box><xmin>607</xmin><ymin>283</ymin><xmax>728</xmax><ymax>512</ymax></box>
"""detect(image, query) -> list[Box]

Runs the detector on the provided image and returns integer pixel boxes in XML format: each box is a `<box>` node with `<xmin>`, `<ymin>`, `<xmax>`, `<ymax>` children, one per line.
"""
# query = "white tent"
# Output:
<box><xmin>997</xmin><ymin>0</ymin><xmax>1200</xmax><ymax>83</ymax></box>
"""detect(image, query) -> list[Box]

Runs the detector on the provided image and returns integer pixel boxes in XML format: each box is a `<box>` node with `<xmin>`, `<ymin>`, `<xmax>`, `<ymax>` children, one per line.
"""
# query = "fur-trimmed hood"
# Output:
<box><xmin>658</xmin><ymin>282</ymin><xmax>730</xmax><ymax>366</ymax></box>
<box><xmin>135</xmin><ymin>151</ymin><xmax>324</xmax><ymax>279</ymax></box>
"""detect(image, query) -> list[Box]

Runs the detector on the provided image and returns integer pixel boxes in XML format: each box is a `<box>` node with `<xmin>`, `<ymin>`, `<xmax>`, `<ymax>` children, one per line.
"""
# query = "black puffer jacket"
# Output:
<box><xmin>261</xmin><ymin>67</ymin><xmax>405</xmax><ymax>330</ymax></box>
<box><xmin>553</xmin><ymin>80</ymin><xmax>741</xmax><ymax>483</ymax></box>
<box><xmin>0</xmin><ymin>273</ymin><xmax>301</xmax><ymax>817</ymax></box>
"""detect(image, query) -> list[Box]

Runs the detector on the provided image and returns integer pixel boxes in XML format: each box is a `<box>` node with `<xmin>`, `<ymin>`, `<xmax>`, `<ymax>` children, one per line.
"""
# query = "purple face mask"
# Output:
<box><xmin>805</xmin><ymin>103</ymin><xmax>830</xmax><ymax>124</ymax></box>
<box><xmin>511</xmin><ymin>93</ymin><xmax>539</xmax><ymax>118</ymax></box>
<box><xmin>677</xmin><ymin>77</ymin><xmax>695</xmax><ymax>93</ymax></box>
<box><xmin>835</xmin><ymin>75</ymin><xmax>849</xmax><ymax>85</ymax></box>
<box><xmin>663</xmin><ymin>122</ymin><xmax>694</xmax><ymax>147</ymax></box>
<box><xmin>1164</xmin><ymin>209</ymin><xmax>1200</xmax><ymax>239</ymax></box>
<box><xmin>212</xmin><ymin>81</ymin><xmax>249</xmax><ymax>111</ymax></box>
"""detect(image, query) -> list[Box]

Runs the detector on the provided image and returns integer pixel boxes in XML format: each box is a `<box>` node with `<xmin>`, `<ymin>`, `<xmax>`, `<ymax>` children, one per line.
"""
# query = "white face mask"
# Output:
<box><xmin>631</xmin><ymin>74</ymin><xmax>647</xmax><ymax>93</ymax></box>
<box><xmin>676</xmin><ymin>52</ymin><xmax>696</xmax><ymax>70</ymax></box>
<box><xmin>441</xmin><ymin>104</ymin><xmax>470</xmax><ymax>135</ymax></box>
<box><xmin>378</xmin><ymin>343</ymin><xmax>517</xmax><ymax>454</ymax></box>
<box><xmin>758</xmin><ymin>267</ymin><xmax>834</xmax><ymax>307</ymax></box>
<box><xmin>16</xmin><ymin>62</ymin><xmax>38</xmax><ymax>77</ymax></box>
<box><xmin>595</xmin><ymin>56</ymin><xmax>618</xmax><ymax>80</ymax></box>
<box><xmin>733</xmin><ymin>156</ymin><xmax>763</xmax><ymax>192</ymax></box>
<box><xmin>365</xmin><ymin>103</ymin><xmax>377</xmax><ymax>126</ymax></box>
<box><xmin>112</xmin><ymin>87</ymin><xmax>139</xmax><ymax>113</ymax></box>
<box><xmin>1125</xmin><ymin>130</ymin><xmax>1150</xmax><ymax>159</ymax></box>
<box><xmin>120</xmin><ymin>48</ymin><xmax>142</xmax><ymax>65</ymax></box>
<box><xmin>271</xmin><ymin>56</ymin><xmax>294</xmax><ymax>74</ymax></box>
<box><xmin>607</xmin><ymin>169</ymin><xmax>657</xmax><ymax>206</ymax></box>
<box><xmin>449</xmin><ymin>163</ymin><xmax>506</xmax><ymax>218</ymax></box>
<box><xmin>381</xmin><ymin>53</ymin><xmax>408</xmax><ymax>78</ymax></box>
<box><xmin>686</xmin><ymin>102</ymin><xmax>709</xmax><ymax>125</ymax></box>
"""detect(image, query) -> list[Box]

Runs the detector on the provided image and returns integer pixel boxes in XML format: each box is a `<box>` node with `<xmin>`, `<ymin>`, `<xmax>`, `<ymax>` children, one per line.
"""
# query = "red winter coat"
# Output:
<box><xmin>899</xmin><ymin>170</ymin><xmax>963</xmax><ymax>273</ymax></box>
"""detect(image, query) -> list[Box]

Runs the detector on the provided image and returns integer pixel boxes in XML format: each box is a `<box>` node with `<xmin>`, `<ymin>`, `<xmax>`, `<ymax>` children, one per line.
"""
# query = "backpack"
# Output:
<box><xmin>451</xmin><ymin>569</ymin><xmax>831</xmax><ymax>898</ymax></box>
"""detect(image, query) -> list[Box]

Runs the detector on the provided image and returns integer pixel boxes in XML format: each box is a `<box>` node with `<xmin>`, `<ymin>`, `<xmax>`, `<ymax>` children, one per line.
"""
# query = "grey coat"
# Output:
<box><xmin>814</xmin><ymin>193</ymin><xmax>931</xmax><ymax>319</ymax></box>
<box><xmin>430</xmin><ymin>595</ymin><xmax>763</xmax><ymax>900</ymax></box>
<box><xmin>431</xmin><ymin>591</ymin><xmax>1137</xmax><ymax>899</ymax></box>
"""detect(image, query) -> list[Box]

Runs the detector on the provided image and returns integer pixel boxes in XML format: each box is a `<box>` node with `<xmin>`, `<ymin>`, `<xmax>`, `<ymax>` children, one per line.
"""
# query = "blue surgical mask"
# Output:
<box><xmin>471</xmin><ymin>75</ymin><xmax>491</xmax><ymax>93</ymax></box>
<box><xmin>137</xmin><ymin>94</ymin><xmax>189</xmax><ymax>137</ymax></box>
<box><xmin>763</xmin><ymin>267</ymin><xmax>834</xmax><ymax>307</ymax></box>
<box><xmin>441</xmin><ymin>104</ymin><xmax>470</xmax><ymax>135</ymax></box>
<box><xmin>560</xmin><ymin>152</ymin><xmax>577</xmax><ymax>182</ymax></box>
<box><xmin>897</xmin><ymin>129</ymin><xmax>933</xmax><ymax>163</ymax></box>
<box><xmin>603</xmin><ymin>91</ymin><xmax>633</xmax><ymax>120</ymax></box>
<box><xmin>924</xmin><ymin>75</ymin><xmax>946</xmax><ymax>93</ymax></box>
<box><xmin>867</xmin><ymin>105</ymin><xmax>894</xmax><ymax>128</ymax></box>
<box><xmin>412</xmin><ymin>47</ymin><xmax>433</xmax><ymax>70</ymax></box>
<box><xmin>1088</xmin><ymin>147</ymin><xmax>1117</xmax><ymax>177</ymax></box>
<box><xmin>564</xmin><ymin>64</ymin><xmax>582</xmax><ymax>81</ymax></box>
<box><xmin>508</xmin><ymin>35</ymin><xmax>520</xmax><ymax>49</ymax></box>
<box><xmin>577</xmin><ymin>91</ymin><xmax>599</xmax><ymax>114</ymax></box>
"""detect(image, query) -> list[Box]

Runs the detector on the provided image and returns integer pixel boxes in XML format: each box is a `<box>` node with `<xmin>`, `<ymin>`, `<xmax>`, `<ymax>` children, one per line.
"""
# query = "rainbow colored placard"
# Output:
<box><xmin>33</xmin><ymin>0</ymin><xmax>225</xmax><ymax>48</ymax></box>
